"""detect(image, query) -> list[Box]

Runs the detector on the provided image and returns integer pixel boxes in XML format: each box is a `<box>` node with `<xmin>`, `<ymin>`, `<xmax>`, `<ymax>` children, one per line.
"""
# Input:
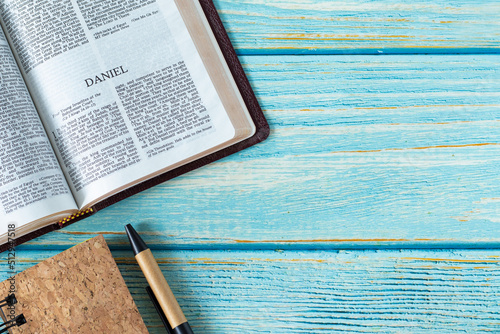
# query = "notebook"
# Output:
<box><xmin>0</xmin><ymin>235</ymin><xmax>148</xmax><ymax>333</ymax></box>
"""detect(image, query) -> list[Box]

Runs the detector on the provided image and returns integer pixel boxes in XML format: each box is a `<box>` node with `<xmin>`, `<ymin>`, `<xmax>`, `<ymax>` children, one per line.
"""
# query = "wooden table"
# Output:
<box><xmin>3</xmin><ymin>0</ymin><xmax>500</xmax><ymax>332</ymax></box>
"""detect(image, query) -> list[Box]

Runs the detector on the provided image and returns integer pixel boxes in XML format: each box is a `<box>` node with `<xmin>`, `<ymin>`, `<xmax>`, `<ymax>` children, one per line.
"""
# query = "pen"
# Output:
<box><xmin>125</xmin><ymin>224</ymin><xmax>194</xmax><ymax>334</ymax></box>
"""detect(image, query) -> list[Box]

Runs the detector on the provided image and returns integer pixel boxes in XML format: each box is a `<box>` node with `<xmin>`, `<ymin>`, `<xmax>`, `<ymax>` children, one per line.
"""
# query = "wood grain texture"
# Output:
<box><xmin>213</xmin><ymin>0</ymin><xmax>500</xmax><ymax>54</ymax></box>
<box><xmin>1</xmin><ymin>247</ymin><xmax>499</xmax><ymax>333</ymax></box>
<box><xmin>17</xmin><ymin>55</ymin><xmax>500</xmax><ymax>249</ymax></box>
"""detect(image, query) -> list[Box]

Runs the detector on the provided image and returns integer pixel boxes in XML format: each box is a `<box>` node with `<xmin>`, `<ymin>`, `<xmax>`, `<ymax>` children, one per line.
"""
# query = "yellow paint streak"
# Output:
<box><xmin>294</xmin><ymin>104</ymin><xmax>500</xmax><ymax>112</ymax></box>
<box><xmin>260</xmin><ymin>46</ymin><xmax>499</xmax><ymax>50</ymax></box>
<box><xmin>234</xmin><ymin>238</ymin><xmax>410</xmax><ymax>243</ymax></box>
<box><xmin>398</xmin><ymin>264</ymin><xmax>496</xmax><ymax>270</ymax></box>
<box><xmin>402</xmin><ymin>258</ymin><xmax>499</xmax><ymax>264</ymax></box>
<box><xmin>15</xmin><ymin>259</ymin><xmax>44</xmax><ymax>264</ymax></box>
<box><xmin>364</xmin><ymin>106</ymin><xmax>399</xmax><ymax>110</ymax></box>
<box><xmin>185</xmin><ymin>260</ymin><xmax>246</xmax><ymax>265</ymax></box>
<box><xmin>354</xmin><ymin>104</ymin><xmax>500</xmax><ymax>110</ymax></box>
<box><xmin>267</xmin><ymin>33</ymin><xmax>413</xmax><ymax>38</ymax></box>
<box><xmin>265</xmin><ymin>35</ymin><xmax>431</xmax><ymax>42</ymax></box>
<box><xmin>186</xmin><ymin>257</ymin><xmax>246</xmax><ymax>265</ymax></box>
<box><xmin>268</xmin><ymin>16</ymin><xmax>413</xmax><ymax>24</ymax></box>
<box><xmin>256</xmin><ymin>258</ymin><xmax>328</xmax><ymax>263</ymax></box>
<box><xmin>330</xmin><ymin>142</ymin><xmax>500</xmax><ymax>154</ymax></box>
<box><xmin>153</xmin><ymin>259</ymin><xmax>246</xmax><ymax>266</ymax></box>
<box><xmin>384</xmin><ymin>120</ymin><xmax>497</xmax><ymax>126</ymax></box>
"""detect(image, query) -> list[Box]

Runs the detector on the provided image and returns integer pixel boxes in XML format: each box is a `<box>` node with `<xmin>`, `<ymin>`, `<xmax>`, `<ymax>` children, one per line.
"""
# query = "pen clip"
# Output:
<box><xmin>146</xmin><ymin>286</ymin><xmax>173</xmax><ymax>334</ymax></box>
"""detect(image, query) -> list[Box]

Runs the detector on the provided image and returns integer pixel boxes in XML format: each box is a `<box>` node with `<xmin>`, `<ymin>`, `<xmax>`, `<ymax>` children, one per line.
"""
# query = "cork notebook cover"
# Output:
<box><xmin>0</xmin><ymin>235</ymin><xmax>148</xmax><ymax>333</ymax></box>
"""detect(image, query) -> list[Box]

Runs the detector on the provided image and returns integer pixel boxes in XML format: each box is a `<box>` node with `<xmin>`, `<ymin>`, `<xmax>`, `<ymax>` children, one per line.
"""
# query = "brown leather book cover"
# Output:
<box><xmin>0</xmin><ymin>235</ymin><xmax>149</xmax><ymax>333</ymax></box>
<box><xmin>0</xmin><ymin>0</ymin><xmax>269</xmax><ymax>253</ymax></box>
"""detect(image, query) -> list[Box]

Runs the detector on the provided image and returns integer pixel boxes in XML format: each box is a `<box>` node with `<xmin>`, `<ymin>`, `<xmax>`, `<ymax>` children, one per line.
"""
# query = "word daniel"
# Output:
<box><xmin>85</xmin><ymin>65</ymin><xmax>128</xmax><ymax>87</ymax></box>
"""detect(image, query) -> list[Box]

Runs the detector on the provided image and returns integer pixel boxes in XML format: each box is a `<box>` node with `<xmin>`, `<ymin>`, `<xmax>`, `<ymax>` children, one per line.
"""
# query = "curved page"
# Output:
<box><xmin>0</xmin><ymin>28</ymin><xmax>77</xmax><ymax>239</ymax></box>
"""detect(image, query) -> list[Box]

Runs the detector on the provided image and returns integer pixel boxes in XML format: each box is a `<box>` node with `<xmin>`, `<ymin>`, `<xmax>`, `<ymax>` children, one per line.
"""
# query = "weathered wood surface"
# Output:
<box><xmin>213</xmin><ymin>0</ymin><xmax>500</xmax><ymax>54</ymax></box>
<box><xmin>2</xmin><ymin>247</ymin><xmax>499</xmax><ymax>333</ymax></box>
<box><xmin>1</xmin><ymin>1</ymin><xmax>499</xmax><ymax>333</ymax></box>
<box><xmin>20</xmin><ymin>55</ymin><xmax>500</xmax><ymax>249</ymax></box>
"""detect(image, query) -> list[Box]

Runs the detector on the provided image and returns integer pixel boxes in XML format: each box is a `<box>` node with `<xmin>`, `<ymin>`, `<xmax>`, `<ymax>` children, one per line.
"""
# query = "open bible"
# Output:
<box><xmin>0</xmin><ymin>0</ymin><xmax>269</xmax><ymax>249</ymax></box>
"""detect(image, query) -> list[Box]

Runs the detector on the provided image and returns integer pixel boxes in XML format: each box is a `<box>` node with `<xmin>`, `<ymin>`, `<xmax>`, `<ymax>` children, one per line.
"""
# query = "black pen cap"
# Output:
<box><xmin>125</xmin><ymin>224</ymin><xmax>149</xmax><ymax>255</ymax></box>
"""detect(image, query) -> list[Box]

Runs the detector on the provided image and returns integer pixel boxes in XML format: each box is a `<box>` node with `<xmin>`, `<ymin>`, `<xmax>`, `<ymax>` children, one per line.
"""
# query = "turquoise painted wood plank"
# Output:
<box><xmin>1</xmin><ymin>2</ymin><xmax>498</xmax><ymax>333</ymax></box>
<box><xmin>213</xmin><ymin>0</ymin><xmax>500</xmax><ymax>54</ymax></box>
<box><xmin>1</xmin><ymin>246</ymin><xmax>498</xmax><ymax>333</ymax></box>
<box><xmin>16</xmin><ymin>55</ymin><xmax>500</xmax><ymax>249</ymax></box>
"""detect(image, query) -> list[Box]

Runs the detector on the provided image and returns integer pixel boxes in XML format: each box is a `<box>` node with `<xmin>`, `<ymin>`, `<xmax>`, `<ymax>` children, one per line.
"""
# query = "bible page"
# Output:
<box><xmin>0</xmin><ymin>27</ymin><xmax>78</xmax><ymax>236</ymax></box>
<box><xmin>0</xmin><ymin>0</ymin><xmax>238</xmax><ymax>208</ymax></box>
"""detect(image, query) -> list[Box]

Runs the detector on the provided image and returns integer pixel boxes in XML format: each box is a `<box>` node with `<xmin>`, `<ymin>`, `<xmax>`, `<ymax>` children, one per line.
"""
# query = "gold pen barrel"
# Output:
<box><xmin>135</xmin><ymin>249</ymin><xmax>187</xmax><ymax>329</ymax></box>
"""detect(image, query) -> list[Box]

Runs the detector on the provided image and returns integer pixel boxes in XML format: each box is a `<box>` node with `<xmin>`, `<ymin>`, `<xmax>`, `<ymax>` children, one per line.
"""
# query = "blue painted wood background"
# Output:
<box><xmin>2</xmin><ymin>0</ymin><xmax>500</xmax><ymax>332</ymax></box>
